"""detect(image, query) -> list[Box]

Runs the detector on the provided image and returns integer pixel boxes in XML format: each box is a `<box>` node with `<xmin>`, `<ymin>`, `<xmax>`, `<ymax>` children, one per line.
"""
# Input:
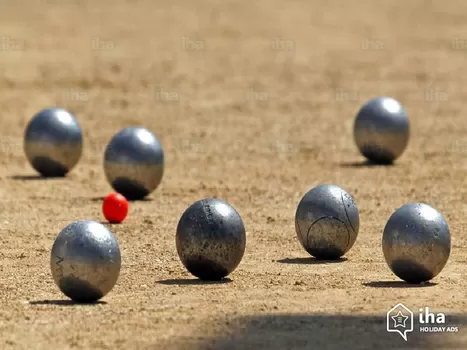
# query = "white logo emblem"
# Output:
<box><xmin>387</xmin><ymin>303</ymin><xmax>414</xmax><ymax>341</ymax></box>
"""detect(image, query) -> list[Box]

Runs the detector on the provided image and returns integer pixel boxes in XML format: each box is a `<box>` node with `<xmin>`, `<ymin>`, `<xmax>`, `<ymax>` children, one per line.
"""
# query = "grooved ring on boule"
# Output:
<box><xmin>176</xmin><ymin>198</ymin><xmax>246</xmax><ymax>280</ymax></box>
<box><xmin>24</xmin><ymin>107</ymin><xmax>83</xmax><ymax>177</ymax></box>
<box><xmin>353</xmin><ymin>96</ymin><xmax>410</xmax><ymax>164</ymax></box>
<box><xmin>50</xmin><ymin>220</ymin><xmax>121</xmax><ymax>302</ymax></box>
<box><xmin>382</xmin><ymin>202</ymin><xmax>451</xmax><ymax>283</ymax></box>
<box><xmin>295</xmin><ymin>184</ymin><xmax>359</xmax><ymax>260</ymax></box>
<box><xmin>104</xmin><ymin>127</ymin><xmax>164</xmax><ymax>200</ymax></box>
<box><xmin>304</xmin><ymin>216</ymin><xmax>350</xmax><ymax>259</ymax></box>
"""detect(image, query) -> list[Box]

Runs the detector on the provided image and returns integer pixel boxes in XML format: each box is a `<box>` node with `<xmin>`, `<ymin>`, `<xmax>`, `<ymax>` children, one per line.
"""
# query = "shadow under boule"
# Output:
<box><xmin>9</xmin><ymin>174</ymin><xmax>66</xmax><ymax>180</ymax></box>
<box><xmin>363</xmin><ymin>280</ymin><xmax>438</xmax><ymax>288</ymax></box>
<box><xmin>157</xmin><ymin>278</ymin><xmax>233</xmax><ymax>286</ymax></box>
<box><xmin>339</xmin><ymin>159</ymin><xmax>395</xmax><ymax>168</ymax></box>
<box><xmin>277</xmin><ymin>257</ymin><xmax>347</xmax><ymax>265</ymax></box>
<box><xmin>29</xmin><ymin>299</ymin><xmax>106</xmax><ymax>306</ymax></box>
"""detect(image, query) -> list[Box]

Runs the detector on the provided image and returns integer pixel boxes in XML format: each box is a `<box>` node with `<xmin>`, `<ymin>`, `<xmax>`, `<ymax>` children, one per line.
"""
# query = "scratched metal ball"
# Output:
<box><xmin>24</xmin><ymin>107</ymin><xmax>83</xmax><ymax>177</ymax></box>
<box><xmin>104</xmin><ymin>127</ymin><xmax>164</xmax><ymax>200</ymax></box>
<box><xmin>295</xmin><ymin>184</ymin><xmax>359</xmax><ymax>259</ymax></box>
<box><xmin>50</xmin><ymin>220</ymin><xmax>121</xmax><ymax>303</ymax></box>
<box><xmin>176</xmin><ymin>198</ymin><xmax>246</xmax><ymax>280</ymax></box>
<box><xmin>353</xmin><ymin>96</ymin><xmax>410</xmax><ymax>164</ymax></box>
<box><xmin>382</xmin><ymin>203</ymin><xmax>451</xmax><ymax>283</ymax></box>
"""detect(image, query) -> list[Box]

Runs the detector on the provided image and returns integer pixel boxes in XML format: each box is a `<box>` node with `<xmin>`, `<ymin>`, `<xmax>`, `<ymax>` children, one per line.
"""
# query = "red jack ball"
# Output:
<box><xmin>103</xmin><ymin>193</ymin><xmax>129</xmax><ymax>223</ymax></box>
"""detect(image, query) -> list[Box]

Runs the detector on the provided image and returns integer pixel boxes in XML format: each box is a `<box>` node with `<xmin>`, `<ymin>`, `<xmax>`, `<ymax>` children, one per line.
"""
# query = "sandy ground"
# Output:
<box><xmin>0</xmin><ymin>0</ymin><xmax>467</xmax><ymax>349</ymax></box>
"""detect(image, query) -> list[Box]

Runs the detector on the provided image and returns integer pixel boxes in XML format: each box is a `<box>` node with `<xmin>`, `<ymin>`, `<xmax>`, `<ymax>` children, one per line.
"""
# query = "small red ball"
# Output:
<box><xmin>102</xmin><ymin>193</ymin><xmax>129</xmax><ymax>223</ymax></box>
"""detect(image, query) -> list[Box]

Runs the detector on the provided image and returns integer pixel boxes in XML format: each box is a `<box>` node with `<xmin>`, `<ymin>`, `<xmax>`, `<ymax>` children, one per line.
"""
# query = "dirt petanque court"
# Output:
<box><xmin>0</xmin><ymin>0</ymin><xmax>466</xmax><ymax>349</ymax></box>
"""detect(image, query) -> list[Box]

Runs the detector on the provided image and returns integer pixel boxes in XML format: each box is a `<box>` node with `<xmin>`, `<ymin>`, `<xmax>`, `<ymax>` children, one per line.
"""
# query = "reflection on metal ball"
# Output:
<box><xmin>104</xmin><ymin>127</ymin><xmax>164</xmax><ymax>200</ymax></box>
<box><xmin>295</xmin><ymin>184</ymin><xmax>359</xmax><ymax>260</ymax></box>
<box><xmin>50</xmin><ymin>220</ymin><xmax>121</xmax><ymax>302</ymax></box>
<box><xmin>24</xmin><ymin>107</ymin><xmax>83</xmax><ymax>176</ymax></box>
<box><xmin>383</xmin><ymin>203</ymin><xmax>451</xmax><ymax>283</ymax></box>
<box><xmin>353</xmin><ymin>96</ymin><xmax>410</xmax><ymax>164</ymax></box>
<box><xmin>176</xmin><ymin>198</ymin><xmax>246</xmax><ymax>280</ymax></box>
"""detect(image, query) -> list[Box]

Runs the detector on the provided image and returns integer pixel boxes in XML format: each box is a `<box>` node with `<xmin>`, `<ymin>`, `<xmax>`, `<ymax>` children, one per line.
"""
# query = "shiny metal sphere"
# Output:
<box><xmin>24</xmin><ymin>107</ymin><xmax>83</xmax><ymax>177</ymax></box>
<box><xmin>176</xmin><ymin>198</ymin><xmax>246</xmax><ymax>280</ymax></box>
<box><xmin>295</xmin><ymin>184</ymin><xmax>359</xmax><ymax>259</ymax></box>
<box><xmin>353</xmin><ymin>97</ymin><xmax>410</xmax><ymax>164</ymax></box>
<box><xmin>104</xmin><ymin>127</ymin><xmax>164</xmax><ymax>200</ymax></box>
<box><xmin>382</xmin><ymin>203</ymin><xmax>451</xmax><ymax>283</ymax></box>
<box><xmin>50</xmin><ymin>220</ymin><xmax>121</xmax><ymax>302</ymax></box>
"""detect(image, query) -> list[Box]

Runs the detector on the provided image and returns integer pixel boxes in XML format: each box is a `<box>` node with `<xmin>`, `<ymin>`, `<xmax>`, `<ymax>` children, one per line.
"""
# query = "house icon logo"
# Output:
<box><xmin>387</xmin><ymin>303</ymin><xmax>414</xmax><ymax>341</ymax></box>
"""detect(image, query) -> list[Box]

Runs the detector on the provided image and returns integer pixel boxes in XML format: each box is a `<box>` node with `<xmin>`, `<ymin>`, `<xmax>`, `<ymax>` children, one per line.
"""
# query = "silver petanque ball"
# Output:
<box><xmin>382</xmin><ymin>203</ymin><xmax>451</xmax><ymax>284</ymax></box>
<box><xmin>50</xmin><ymin>220</ymin><xmax>122</xmax><ymax>303</ymax></box>
<box><xmin>353</xmin><ymin>96</ymin><xmax>410</xmax><ymax>164</ymax></box>
<box><xmin>24</xmin><ymin>107</ymin><xmax>83</xmax><ymax>177</ymax></box>
<box><xmin>295</xmin><ymin>184</ymin><xmax>359</xmax><ymax>260</ymax></box>
<box><xmin>176</xmin><ymin>198</ymin><xmax>246</xmax><ymax>280</ymax></box>
<box><xmin>104</xmin><ymin>127</ymin><xmax>164</xmax><ymax>200</ymax></box>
